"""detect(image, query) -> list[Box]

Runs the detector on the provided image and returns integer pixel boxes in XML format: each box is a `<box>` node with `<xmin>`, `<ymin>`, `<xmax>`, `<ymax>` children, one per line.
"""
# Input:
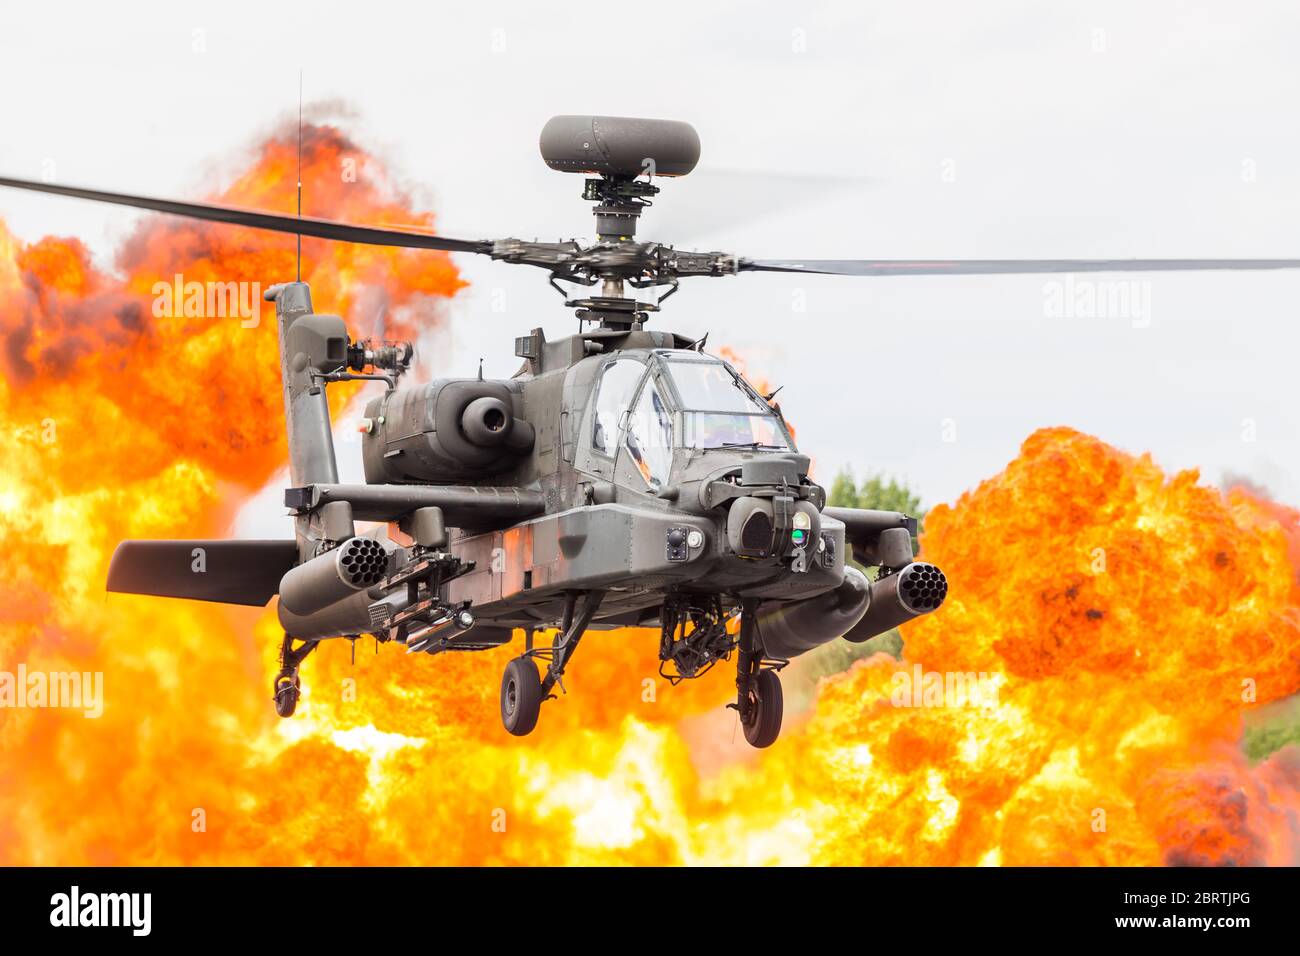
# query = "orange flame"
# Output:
<box><xmin>1</xmin><ymin>127</ymin><xmax>1297</xmax><ymax>865</ymax></box>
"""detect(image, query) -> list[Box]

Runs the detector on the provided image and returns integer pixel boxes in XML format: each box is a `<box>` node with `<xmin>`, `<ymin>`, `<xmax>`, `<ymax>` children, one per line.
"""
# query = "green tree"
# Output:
<box><xmin>830</xmin><ymin>469</ymin><xmax>925</xmax><ymax>555</ymax></box>
<box><xmin>801</xmin><ymin>469</ymin><xmax>928</xmax><ymax>683</ymax></box>
<box><xmin>828</xmin><ymin>470</ymin><xmax>860</xmax><ymax>509</ymax></box>
<box><xmin>1242</xmin><ymin>695</ymin><xmax>1300</xmax><ymax>762</ymax></box>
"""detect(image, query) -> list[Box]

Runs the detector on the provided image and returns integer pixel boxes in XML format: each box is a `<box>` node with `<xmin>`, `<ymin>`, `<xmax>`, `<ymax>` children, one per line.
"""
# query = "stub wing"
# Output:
<box><xmin>822</xmin><ymin>507</ymin><xmax>917</xmax><ymax>566</ymax></box>
<box><xmin>107</xmin><ymin>539</ymin><xmax>298</xmax><ymax>607</ymax></box>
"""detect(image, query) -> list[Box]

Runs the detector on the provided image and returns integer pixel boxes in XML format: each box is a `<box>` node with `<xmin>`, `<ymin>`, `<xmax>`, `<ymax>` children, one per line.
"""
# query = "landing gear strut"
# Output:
<box><xmin>499</xmin><ymin>590</ymin><xmax>605</xmax><ymax>737</ymax></box>
<box><xmin>732</xmin><ymin>599</ymin><xmax>784</xmax><ymax>748</ymax></box>
<box><xmin>273</xmin><ymin>633</ymin><xmax>319</xmax><ymax>718</ymax></box>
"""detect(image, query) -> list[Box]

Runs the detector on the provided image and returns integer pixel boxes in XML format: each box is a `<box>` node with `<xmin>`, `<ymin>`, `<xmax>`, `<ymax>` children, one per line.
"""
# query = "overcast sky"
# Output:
<box><xmin>2</xmin><ymin>1</ymin><xmax>1297</xmax><ymax>518</ymax></box>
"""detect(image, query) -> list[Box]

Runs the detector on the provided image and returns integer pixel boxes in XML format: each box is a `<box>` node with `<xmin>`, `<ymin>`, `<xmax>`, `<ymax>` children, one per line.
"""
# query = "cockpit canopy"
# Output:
<box><xmin>589</xmin><ymin>350</ymin><xmax>793</xmax><ymax>492</ymax></box>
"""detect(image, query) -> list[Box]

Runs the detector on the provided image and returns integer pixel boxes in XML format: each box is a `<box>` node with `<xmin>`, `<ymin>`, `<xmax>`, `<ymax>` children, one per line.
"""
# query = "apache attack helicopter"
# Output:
<box><xmin>4</xmin><ymin>115</ymin><xmax>1299</xmax><ymax>746</ymax></box>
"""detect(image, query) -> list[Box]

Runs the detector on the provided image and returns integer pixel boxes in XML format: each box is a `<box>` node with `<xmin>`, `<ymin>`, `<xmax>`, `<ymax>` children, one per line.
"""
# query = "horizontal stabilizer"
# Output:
<box><xmin>107</xmin><ymin>539</ymin><xmax>298</xmax><ymax>607</ymax></box>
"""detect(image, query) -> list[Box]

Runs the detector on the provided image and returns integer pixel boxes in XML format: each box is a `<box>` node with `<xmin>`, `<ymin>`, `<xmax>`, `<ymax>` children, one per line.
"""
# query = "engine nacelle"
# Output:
<box><xmin>361</xmin><ymin>378</ymin><xmax>535</xmax><ymax>484</ymax></box>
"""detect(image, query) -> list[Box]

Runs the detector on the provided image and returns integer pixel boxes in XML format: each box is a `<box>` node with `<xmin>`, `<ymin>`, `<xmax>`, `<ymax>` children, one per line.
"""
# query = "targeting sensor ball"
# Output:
<box><xmin>540</xmin><ymin>115</ymin><xmax>701</xmax><ymax>178</ymax></box>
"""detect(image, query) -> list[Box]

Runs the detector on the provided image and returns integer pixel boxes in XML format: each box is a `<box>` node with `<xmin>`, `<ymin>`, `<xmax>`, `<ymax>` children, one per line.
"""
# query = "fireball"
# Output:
<box><xmin>0</xmin><ymin>125</ymin><xmax>1296</xmax><ymax>866</ymax></box>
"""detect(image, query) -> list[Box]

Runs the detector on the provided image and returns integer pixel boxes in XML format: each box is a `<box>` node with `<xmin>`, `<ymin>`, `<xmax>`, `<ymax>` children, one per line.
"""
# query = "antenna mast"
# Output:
<box><xmin>296</xmin><ymin>70</ymin><xmax>303</xmax><ymax>282</ymax></box>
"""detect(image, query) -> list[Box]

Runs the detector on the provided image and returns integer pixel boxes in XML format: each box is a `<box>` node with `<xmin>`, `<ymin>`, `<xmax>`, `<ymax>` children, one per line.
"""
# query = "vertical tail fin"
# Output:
<box><xmin>266</xmin><ymin>282</ymin><xmax>355</xmax><ymax>556</ymax></box>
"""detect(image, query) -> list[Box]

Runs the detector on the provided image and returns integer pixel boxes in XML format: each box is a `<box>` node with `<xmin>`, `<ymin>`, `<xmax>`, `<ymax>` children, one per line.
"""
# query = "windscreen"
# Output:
<box><xmin>664</xmin><ymin>359</ymin><xmax>792</xmax><ymax>450</ymax></box>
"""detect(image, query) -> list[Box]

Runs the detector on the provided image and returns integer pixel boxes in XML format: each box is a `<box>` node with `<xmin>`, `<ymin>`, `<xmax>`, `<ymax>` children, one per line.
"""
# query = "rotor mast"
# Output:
<box><xmin>567</xmin><ymin>173</ymin><xmax>663</xmax><ymax>330</ymax></box>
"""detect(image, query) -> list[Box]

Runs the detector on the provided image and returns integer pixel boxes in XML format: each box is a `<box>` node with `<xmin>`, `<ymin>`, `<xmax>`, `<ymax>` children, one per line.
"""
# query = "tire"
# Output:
<box><xmin>742</xmin><ymin>669</ymin><xmax>783</xmax><ymax>748</ymax></box>
<box><xmin>274</xmin><ymin>674</ymin><xmax>300</xmax><ymax>718</ymax></box>
<box><xmin>500</xmin><ymin>656</ymin><xmax>543</xmax><ymax>736</ymax></box>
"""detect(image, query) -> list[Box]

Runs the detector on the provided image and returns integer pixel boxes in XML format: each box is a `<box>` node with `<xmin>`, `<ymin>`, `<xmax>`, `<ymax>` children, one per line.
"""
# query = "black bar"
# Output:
<box><xmin>0</xmin><ymin>866</ymin><xmax>1289</xmax><ymax>943</ymax></box>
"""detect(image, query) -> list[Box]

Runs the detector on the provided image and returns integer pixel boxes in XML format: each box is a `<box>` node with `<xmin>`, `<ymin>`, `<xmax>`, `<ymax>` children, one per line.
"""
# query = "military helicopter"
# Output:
<box><xmin>4</xmin><ymin>115</ymin><xmax>1298</xmax><ymax>746</ymax></box>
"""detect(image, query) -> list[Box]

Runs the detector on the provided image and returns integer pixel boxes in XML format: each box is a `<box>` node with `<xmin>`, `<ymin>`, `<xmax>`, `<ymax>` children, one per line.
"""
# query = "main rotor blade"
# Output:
<box><xmin>0</xmin><ymin>176</ymin><xmax>493</xmax><ymax>255</ymax></box>
<box><xmin>652</xmin><ymin>169</ymin><xmax>876</xmax><ymax>245</ymax></box>
<box><xmin>740</xmin><ymin>258</ymin><xmax>1300</xmax><ymax>276</ymax></box>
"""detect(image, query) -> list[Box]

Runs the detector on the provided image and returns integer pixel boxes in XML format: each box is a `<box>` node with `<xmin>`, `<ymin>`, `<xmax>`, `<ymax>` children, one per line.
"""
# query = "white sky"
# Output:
<box><xmin>1</xmin><ymin>1</ymin><xmax>1296</xmax><ymax>515</ymax></box>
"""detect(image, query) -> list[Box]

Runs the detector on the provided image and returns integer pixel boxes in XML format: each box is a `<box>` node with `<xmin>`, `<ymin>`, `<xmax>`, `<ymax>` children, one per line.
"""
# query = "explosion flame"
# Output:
<box><xmin>1</xmin><ymin>127</ymin><xmax>1296</xmax><ymax>865</ymax></box>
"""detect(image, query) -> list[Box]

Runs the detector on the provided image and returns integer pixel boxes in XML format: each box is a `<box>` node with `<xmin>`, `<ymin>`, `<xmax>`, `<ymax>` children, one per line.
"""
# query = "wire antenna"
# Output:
<box><xmin>296</xmin><ymin>69</ymin><xmax>303</xmax><ymax>282</ymax></box>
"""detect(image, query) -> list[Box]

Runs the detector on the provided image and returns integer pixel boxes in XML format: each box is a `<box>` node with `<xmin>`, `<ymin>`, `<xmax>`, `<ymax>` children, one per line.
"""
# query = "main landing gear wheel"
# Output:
<box><xmin>742</xmin><ymin>668</ymin><xmax>783</xmax><ymax>749</ymax></box>
<box><xmin>500</xmin><ymin>656</ymin><xmax>543</xmax><ymax>736</ymax></box>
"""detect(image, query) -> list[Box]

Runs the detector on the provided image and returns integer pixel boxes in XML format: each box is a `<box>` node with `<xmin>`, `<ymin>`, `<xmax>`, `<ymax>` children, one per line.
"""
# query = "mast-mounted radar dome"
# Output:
<box><xmin>539</xmin><ymin>115</ymin><xmax>700</xmax><ymax>179</ymax></box>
